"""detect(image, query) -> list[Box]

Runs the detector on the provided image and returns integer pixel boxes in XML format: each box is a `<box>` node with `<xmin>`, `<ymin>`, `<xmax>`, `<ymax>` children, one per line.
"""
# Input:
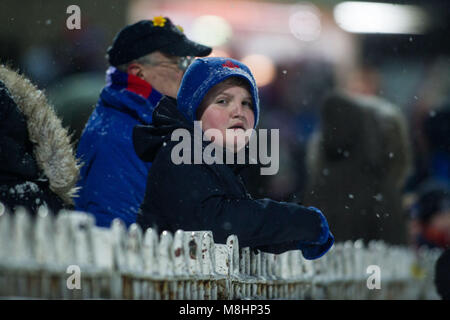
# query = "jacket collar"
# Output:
<box><xmin>101</xmin><ymin>67</ymin><xmax>163</xmax><ymax>124</ymax></box>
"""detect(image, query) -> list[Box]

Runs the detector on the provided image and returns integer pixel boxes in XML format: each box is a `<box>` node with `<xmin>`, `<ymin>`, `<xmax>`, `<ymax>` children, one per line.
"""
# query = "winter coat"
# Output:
<box><xmin>303</xmin><ymin>91</ymin><xmax>411</xmax><ymax>245</ymax></box>
<box><xmin>75</xmin><ymin>67</ymin><xmax>162</xmax><ymax>227</ymax></box>
<box><xmin>423</xmin><ymin>103</ymin><xmax>450</xmax><ymax>187</ymax></box>
<box><xmin>133</xmin><ymin>96</ymin><xmax>334</xmax><ymax>256</ymax></box>
<box><xmin>0</xmin><ymin>65</ymin><xmax>79</xmax><ymax>214</ymax></box>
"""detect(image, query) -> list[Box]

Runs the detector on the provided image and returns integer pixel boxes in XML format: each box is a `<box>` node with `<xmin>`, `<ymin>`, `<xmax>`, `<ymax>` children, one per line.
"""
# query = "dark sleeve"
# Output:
<box><xmin>199</xmin><ymin>196</ymin><xmax>329</xmax><ymax>250</ymax></box>
<box><xmin>140</xmin><ymin>144</ymin><xmax>331</xmax><ymax>253</ymax></box>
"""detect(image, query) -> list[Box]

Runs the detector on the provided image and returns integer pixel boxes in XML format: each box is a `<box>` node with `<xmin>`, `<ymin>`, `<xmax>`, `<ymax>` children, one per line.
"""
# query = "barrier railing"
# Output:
<box><xmin>0</xmin><ymin>206</ymin><xmax>442</xmax><ymax>299</ymax></box>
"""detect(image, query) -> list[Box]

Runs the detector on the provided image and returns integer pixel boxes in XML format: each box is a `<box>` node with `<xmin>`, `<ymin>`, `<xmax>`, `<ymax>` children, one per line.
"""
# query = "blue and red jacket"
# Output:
<box><xmin>75</xmin><ymin>67</ymin><xmax>162</xmax><ymax>227</ymax></box>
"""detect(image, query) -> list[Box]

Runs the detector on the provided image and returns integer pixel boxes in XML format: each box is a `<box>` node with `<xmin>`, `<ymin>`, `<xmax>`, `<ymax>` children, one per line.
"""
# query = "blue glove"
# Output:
<box><xmin>297</xmin><ymin>206</ymin><xmax>334</xmax><ymax>260</ymax></box>
<box><xmin>298</xmin><ymin>232</ymin><xmax>334</xmax><ymax>260</ymax></box>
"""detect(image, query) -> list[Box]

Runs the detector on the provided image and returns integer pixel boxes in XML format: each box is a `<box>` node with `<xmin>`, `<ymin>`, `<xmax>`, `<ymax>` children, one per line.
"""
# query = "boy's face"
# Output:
<box><xmin>197</xmin><ymin>83</ymin><xmax>255</xmax><ymax>153</ymax></box>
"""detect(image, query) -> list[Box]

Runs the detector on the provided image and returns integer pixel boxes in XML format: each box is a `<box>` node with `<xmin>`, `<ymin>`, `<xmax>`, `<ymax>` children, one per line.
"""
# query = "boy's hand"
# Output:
<box><xmin>297</xmin><ymin>206</ymin><xmax>335</xmax><ymax>260</ymax></box>
<box><xmin>298</xmin><ymin>232</ymin><xmax>334</xmax><ymax>260</ymax></box>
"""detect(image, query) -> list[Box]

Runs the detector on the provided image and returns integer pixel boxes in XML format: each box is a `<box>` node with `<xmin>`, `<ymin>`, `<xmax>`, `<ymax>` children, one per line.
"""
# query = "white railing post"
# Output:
<box><xmin>184</xmin><ymin>231</ymin><xmax>201</xmax><ymax>300</ymax></box>
<box><xmin>214</xmin><ymin>240</ymin><xmax>232</xmax><ymax>299</ymax></box>
<box><xmin>172</xmin><ymin>229</ymin><xmax>188</xmax><ymax>299</ymax></box>
<box><xmin>141</xmin><ymin>227</ymin><xmax>159</xmax><ymax>299</ymax></box>
<box><xmin>11</xmin><ymin>208</ymin><xmax>38</xmax><ymax>298</ymax></box>
<box><xmin>127</xmin><ymin>223</ymin><xmax>144</xmax><ymax>299</ymax></box>
<box><xmin>90</xmin><ymin>222</ymin><xmax>113</xmax><ymax>299</ymax></box>
<box><xmin>0</xmin><ymin>204</ymin><xmax>12</xmax><ymax>297</ymax></box>
<box><xmin>110</xmin><ymin>218</ymin><xmax>127</xmax><ymax>299</ymax></box>
<box><xmin>158</xmin><ymin>230</ymin><xmax>174</xmax><ymax>300</ymax></box>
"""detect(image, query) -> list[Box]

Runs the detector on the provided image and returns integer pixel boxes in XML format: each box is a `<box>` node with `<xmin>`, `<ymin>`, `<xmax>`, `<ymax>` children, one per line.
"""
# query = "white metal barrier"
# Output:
<box><xmin>0</xmin><ymin>206</ymin><xmax>442</xmax><ymax>299</ymax></box>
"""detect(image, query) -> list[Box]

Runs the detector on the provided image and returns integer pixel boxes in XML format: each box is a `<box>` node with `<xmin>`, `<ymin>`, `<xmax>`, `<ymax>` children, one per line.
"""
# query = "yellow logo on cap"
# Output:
<box><xmin>152</xmin><ymin>16</ymin><xmax>166</xmax><ymax>27</ymax></box>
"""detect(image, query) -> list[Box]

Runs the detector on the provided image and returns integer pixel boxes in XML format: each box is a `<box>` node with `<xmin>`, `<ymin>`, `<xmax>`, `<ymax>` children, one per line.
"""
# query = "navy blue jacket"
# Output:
<box><xmin>134</xmin><ymin>97</ymin><xmax>334</xmax><ymax>257</ymax></box>
<box><xmin>75</xmin><ymin>67</ymin><xmax>162</xmax><ymax>227</ymax></box>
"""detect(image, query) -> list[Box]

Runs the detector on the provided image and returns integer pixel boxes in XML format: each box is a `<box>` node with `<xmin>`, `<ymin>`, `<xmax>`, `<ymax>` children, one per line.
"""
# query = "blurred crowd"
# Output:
<box><xmin>1</xmin><ymin>18</ymin><xmax>449</xmax><ymax>253</ymax></box>
<box><xmin>246</xmin><ymin>55</ymin><xmax>450</xmax><ymax>252</ymax></box>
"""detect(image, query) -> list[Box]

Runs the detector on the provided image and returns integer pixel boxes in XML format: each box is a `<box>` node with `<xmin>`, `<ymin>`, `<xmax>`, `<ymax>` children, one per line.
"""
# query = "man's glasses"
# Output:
<box><xmin>149</xmin><ymin>56</ymin><xmax>195</xmax><ymax>72</ymax></box>
<box><xmin>178</xmin><ymin>56</ymin><xmax>195</xmax><ymax>71</ymax></box>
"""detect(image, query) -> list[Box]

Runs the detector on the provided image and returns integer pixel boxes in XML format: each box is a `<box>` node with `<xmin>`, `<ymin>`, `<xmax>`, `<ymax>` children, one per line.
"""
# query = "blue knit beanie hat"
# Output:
<box><xmin>177</xmin><ymin>57</ymin><xmax>259</xmax><ymax>128</ymax></box>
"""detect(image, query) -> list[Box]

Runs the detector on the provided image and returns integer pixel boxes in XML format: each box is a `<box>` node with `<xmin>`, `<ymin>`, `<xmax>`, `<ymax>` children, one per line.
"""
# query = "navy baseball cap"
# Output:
<box><xmin>107</xmin><ymin>17</ymin><xmax>212</xmax><ymax>66</ymax></box>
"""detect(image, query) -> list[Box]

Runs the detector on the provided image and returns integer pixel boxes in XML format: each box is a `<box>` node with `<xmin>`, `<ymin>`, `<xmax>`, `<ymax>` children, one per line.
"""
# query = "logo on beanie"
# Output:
<box><xmin>222</xmin><ymin>60</ymin><xmax>240</xmax><ymax>69</ymax></box>
<box><xmin>152</xmin><ymin>16</ymin><xmax>167</xmax><ymax>27</ymax></box>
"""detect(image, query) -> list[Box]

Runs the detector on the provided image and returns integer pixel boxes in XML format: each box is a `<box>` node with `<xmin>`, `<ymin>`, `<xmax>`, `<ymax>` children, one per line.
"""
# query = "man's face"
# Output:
<box><xmin>132</xmin><ymin>51</ymin><xmax>185</xmax><ymax>98</ymax></box>
<box><xmin>197</xmin><ymin>84</ymin><xmax>255</xmax><ymax>153</ymax></box>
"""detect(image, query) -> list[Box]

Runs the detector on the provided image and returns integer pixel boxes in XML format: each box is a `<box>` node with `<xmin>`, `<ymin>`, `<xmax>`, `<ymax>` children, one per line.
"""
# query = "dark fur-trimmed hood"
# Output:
<box><xmin>0</xmin><ymin>65</ymin><xmax>80</xmax><ymax>205</ymax></box>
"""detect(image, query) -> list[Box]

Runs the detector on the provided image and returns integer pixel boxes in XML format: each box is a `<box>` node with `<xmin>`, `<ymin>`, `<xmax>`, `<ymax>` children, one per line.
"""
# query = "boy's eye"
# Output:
<box><xmin>216</xmin><ymin>98</ymin><xmax>228</xmax><ymax>105</ymax></box>
<box><xmin>243</xmin><ymin>100</ymin><xmax>252</xmax><ymax>107</ymax></box>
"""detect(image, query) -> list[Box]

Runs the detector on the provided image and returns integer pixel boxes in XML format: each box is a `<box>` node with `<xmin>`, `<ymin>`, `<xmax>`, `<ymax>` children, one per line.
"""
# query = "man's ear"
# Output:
<box><xmin>127</xmin><ymin>63</ymin><xmax>143</xmax><ymax>78</ymax></box>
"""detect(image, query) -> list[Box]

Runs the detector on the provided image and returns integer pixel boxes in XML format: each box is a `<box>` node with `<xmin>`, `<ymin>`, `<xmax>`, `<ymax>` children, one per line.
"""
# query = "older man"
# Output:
<box><xmin>75</xmin><ymin>17</ymin><xmax>211</xmax><ymax>227</ymax></box>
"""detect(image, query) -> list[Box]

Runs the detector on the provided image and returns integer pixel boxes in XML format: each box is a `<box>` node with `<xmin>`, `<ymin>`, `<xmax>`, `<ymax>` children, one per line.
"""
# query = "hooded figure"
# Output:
<box><xmin>303</xmin><ymin>91</ymin><xmax>411</xmax><ymax>245</ymax></box>
<box><xmin>0</xmin><ymin>65</ymin><xmax>80</xmax><ymax>214</ymax></box>
<box><xmin>423</xmin><ymin>102</ymin><xmax>450</xmax><ymax>187</ymax></box>
<box><xmin>409</xmin><ymin>181</ymin><xmax>450</xmax><ymax>249</ymax></box>
<box><xmin>133</xmin><ymin>57</ymin><xmax>334</xmax><ymax>258</ymax></box>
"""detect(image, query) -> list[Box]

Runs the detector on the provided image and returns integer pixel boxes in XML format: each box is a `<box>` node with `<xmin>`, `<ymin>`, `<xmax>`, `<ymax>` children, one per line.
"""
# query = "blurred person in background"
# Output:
<box><xmin>422</xmin><ymin>101</ymin><xmax>450</xmax><ymax>188</ymax></box>
<box><xmin>405</xmin><ymin>58</ymin><xmax>450</xmax><ymax>193</ymax></box>
<box><xmin>44</xmin><ymin>24</ymin><xmax>110</xmax><ymax>144</ymax></box>
<box><xmin>0</xmin><ymin>65</ymin><xmax>80</xmax><ymax>214</ymax></box>
<box><xmin>408</xmin><ymin>182</ymin><xmax>450</xmax><ymax>249</ymax></box>
<box><xmin>75</xmin><ymin>17</ymin><xmax>211</xmax><ymax>228</ymax></box>
<box><xmin>405</xmin><ymin>100</ymin><xmax>450</xmax><ymax>249</ymax></box>
<box><xmin>303</xmin><ymin>91</ymin><xmax>412</xmax><ymax>245</ymax></box>
<box><xmin>243</xmin><ymin>59</ymin><xmax>336</xmax><ymax>202</ymax></box>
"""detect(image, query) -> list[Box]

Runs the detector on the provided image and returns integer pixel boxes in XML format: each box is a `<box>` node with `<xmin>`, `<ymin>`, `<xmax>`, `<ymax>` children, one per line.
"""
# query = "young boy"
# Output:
<box><xmin>133</xmin><ymin>57</ymin><xmax>333</xmax><ymax>258</ymax></box>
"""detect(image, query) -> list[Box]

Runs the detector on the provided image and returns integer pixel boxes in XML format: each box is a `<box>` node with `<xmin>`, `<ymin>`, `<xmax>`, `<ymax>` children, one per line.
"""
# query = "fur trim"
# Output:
<box><xmin>0</xmin><ymin>65</ymin><xmax>80</xmax><ymax>205</ymax></box>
